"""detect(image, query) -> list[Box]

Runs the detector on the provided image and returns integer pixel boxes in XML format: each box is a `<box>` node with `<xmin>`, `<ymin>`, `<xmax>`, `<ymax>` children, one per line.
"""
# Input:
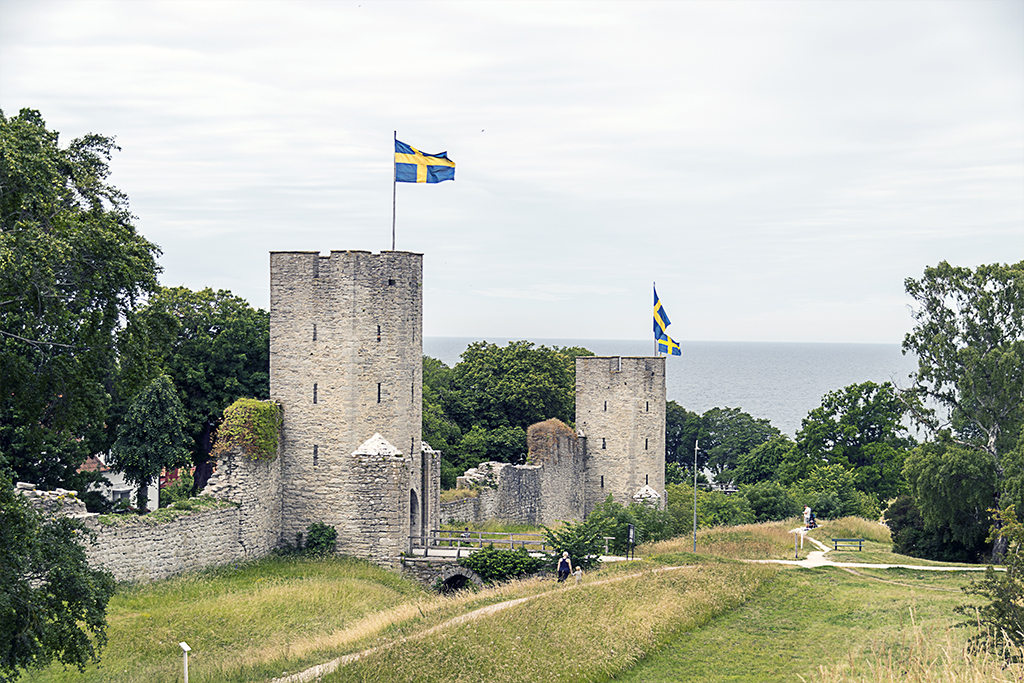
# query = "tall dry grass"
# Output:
<box><xmin>807</xmin><ymin>611</ymin><xmax>1024</xmax><ymax>683</ymax></box>
<box><xmin>643</xmin><ymin>519</ymin><xmax>806</xmax><ymax>560</ymax></box>
<box><xmin>813</xmin><ymin>516</ymin><xmax>892</xmax><ymax>544</ymax></box>
<box><xmin>322</xmin><ymin>562</ymin><xmax>779</xmax><ymax>682</ymax></box>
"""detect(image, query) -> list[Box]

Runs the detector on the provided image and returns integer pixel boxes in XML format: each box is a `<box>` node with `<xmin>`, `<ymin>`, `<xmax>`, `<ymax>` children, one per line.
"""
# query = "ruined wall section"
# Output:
<box><xmin>204</xmin><ymin>441</ymin><xmax>282</xmax><ymax>558</ymax></box>
<box><xmin>271</xmin><ymin>250</ymin><xmax>425</xmax><ymax>563</ymax></box>
<box><xmin>527</xmin><ymin>419</ymin><xmax>585</xmax><ymax>523</ymax></box>
<box><xmin>576</xmin><ymin>356</ymin><xmax>666</xmax><ymax>515</ymax></box>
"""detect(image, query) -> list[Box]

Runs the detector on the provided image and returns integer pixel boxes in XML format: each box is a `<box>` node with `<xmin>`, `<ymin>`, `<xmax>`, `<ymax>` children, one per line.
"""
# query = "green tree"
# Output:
<box><xmin>0</xmin><ymin>108</ymin><xmax>160</xmax><ymax>491</ymax></box>
<box><xmin>739</xmin><ymin>480</ymin><xmax>800</xmax><ymax>522</ymax></box>
<box><xmin>734</xmin><ymin>436</ymin><xmax>798</xmax><ymax>485</ymax></box>
<box><xmin>792</xmin><ymin>464</ymin><xmax>880</xmax><ymax>520</ymax></box>
<box><xmin>955</xmin><ymin>505</ymin><xmax>1024</xmax><ymax>656</ymax></box>
<box><xmin>425</xmin><ymin>342</ymin><xmax>593</xmax><ymax>484</ymax></box>
<box><xmin>110</xmin><ymin>375</ymin><xmax>191</xmax><ymax>510</ymax></box>
<box><xmin>903</xmin><ymin>434</ymin><xmax>997</xmax><ymax>551</ymax></box>
<box><xmin>0</xmin><ymin>475</ymin><xmax>116</xmax><ymax>681</ymax></box>
<box><xmin>542</xmin><ymin>515</ymin><xmax>609</xmax><ymax>571</ymax></box>
<box><xmin>699</xmin><ymin>407</ymin><xmax>781</xmax><ymax>482</ymax></box>
<box><xmin>796</xmin><ymin>381</ymin><xmax>916</xmax><ymax>502</ymax></box>
<box><xmin>665</xmin><ymin>401</ymin><xmax>703</xmax><ymax>467</ymax></box>
<box><xmin>126</xmin><ymin>286</ymin><xmax>269</xmax><ymax>464</ymax></box>
<box><xmin>903</xmin><ymin>260</ymin><xmax>1024</xmax><ymax>555</ymax></box>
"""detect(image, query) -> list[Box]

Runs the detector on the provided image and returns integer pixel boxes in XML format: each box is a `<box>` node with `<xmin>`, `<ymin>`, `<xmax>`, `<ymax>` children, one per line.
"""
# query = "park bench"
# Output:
<box><xmin>832</xmin><ymin>538</ymin><xmax>865</xmax><ymax>551</ymax></box>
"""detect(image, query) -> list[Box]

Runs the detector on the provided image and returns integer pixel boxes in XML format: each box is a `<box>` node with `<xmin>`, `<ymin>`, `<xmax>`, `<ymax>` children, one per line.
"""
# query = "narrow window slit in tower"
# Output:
<box><xmin>313</xmin><ymin>445</ymin><xmax>319</xmax><ymax>467</ymax></box>
<box><xmin>603</xmin><ymin>401</ymin><xmax>607</xmax><ymax>411</ymax></box>
<box><xmin>312</xmin><ymin>323</ymin><xmax>317</xmax><ymax>341</ymax></box>
<box><xmin>646</xmin><ymin>474</ymin><xmax>649</xmax><ymax>485</ymax></box>
<box><xmin>645</xmin><ymin>438</ymin><xmax>648</xmax><ymax>450</ymax></box>
<box><xmin>313</xmin><ymin>383</ymin><xmax>318</xmax><ymax>404</ymax></box>
<box><xmin>602</xmin><ymin>438</ymin><xmax>606</xmax><ymax>449</ymax></box>
<box><xmin>646</xmin><ymin>401</ymin><xmax>649</xmax><ymax>412</ymax></box>
<box><xmin>378</xmin><ymin>383</ymin><xmax>382</xmax><ymax>403</ymax></box>
<box><xmin>388</xmin><ymin>278</ymin><xmax>395</xmax><ymax>286</ymax></box>
<box><xmin>600</xmin><ymin>475</ymin><xmax>604</xmax><ymax>488</ymax></box>
<box><xmin>377</xmin><ymin>325</ymin><xmax>381</xmax><ymax>342</ymax></box>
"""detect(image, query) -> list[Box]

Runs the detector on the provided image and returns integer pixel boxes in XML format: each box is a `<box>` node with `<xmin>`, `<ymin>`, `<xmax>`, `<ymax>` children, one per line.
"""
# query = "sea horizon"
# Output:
<box><xmin>424</xmin><ymin>336</ymin><xmax>918</xmax><ymax>438</ymax></box>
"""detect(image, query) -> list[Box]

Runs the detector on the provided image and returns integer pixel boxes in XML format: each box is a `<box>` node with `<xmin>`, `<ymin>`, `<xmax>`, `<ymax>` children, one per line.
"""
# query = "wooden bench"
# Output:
<box><xmin>832</xmin><ymin>538</ymin><xmax>865</xmax><ymax>551</ymax></box>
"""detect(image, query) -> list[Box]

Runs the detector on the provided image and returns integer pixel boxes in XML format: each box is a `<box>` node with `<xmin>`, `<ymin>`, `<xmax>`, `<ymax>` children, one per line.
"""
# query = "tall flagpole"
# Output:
<box><xmin>653</xmin><ymin>281</ymin><xmax>659</xmax><ymax>356</ymax></box>
<box><xmin>392</xmin><ymin>130</ymin><xmax>397</xmax><ymax>251</ymax></box>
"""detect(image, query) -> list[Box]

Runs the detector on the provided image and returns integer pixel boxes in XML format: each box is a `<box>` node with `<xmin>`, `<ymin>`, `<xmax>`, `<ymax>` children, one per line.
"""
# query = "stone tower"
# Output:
<box><xmin>575</xmin><ymin>356</ymin><xmax>666</xmax><ymax>515</ymax></box>
<box><xmin>270</xmin><ymin>250</ymin><xmax>438</xmax><ymax>566</ymax></box>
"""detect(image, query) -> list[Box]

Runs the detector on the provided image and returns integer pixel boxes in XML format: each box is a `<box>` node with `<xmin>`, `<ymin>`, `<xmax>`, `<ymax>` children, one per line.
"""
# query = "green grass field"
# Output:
<box><xmin>19</xmin><ymin>520</ymin><xmax>1021</xmax><ymax>683</ymax></box>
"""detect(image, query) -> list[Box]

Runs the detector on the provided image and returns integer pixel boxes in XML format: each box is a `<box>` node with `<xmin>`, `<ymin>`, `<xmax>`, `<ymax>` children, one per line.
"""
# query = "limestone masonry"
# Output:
<box><xmin>445</xmin><ymin>358</ymin><xmax>666</xmax><ymax>525</ymax></box>
<box><xmin>24</xmin><ymin>250</ymin><xmax>667</xmax><ymax>583</ymax></box>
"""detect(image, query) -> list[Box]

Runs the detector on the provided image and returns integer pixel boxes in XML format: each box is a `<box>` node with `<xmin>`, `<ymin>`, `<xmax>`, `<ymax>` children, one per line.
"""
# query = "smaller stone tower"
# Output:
<box><xmin>576</xmin><ymin>356</ymin><xmax>666</xmax><ymax>515</ymax></box>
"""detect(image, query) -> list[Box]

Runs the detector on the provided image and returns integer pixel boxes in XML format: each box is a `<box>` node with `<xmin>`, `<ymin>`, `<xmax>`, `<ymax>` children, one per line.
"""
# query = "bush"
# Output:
<box><xmin>304</xmin><ymin>522</ymin><xmax>338</xmax><ymax>556</ymax></box>
<box><xmin>275</xmin><ymin>522</ymin><xmax>337</xmax><ymax>556</ymax></box>
<box><xmin>543</xmin><ymin>516</ymin><xmax>610</xmax><ymax>571</ymax></box>
<box><xmin>159</xmin><ymin>471</ymin><xmax>194</xmax><ymax>508</ymax></box>
<box><xmin>740</xmin><ymin>480</ymin><xmax>800</xmax><ymax>522</ymax></box>
<box><xmin>884</xmin><ymin>495</ymin><xmax>981</xmax><ymax>562</ymax></box>
<box><xmin>459</xmin><ymin>545</ymin><xmax>543</xmax><ymax>584</ymax></box>
<box><xmin>587</xmin><ymin>496</ymin><xmax>675</xmax><ymax>554</ymax></box>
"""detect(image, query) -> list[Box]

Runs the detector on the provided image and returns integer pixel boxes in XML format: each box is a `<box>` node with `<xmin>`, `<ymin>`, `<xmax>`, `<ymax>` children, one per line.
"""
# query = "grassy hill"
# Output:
<box><xmin>20</xmin><ymin>519</ymin><xmax>1019</xmax><ymax>682</ymax></box>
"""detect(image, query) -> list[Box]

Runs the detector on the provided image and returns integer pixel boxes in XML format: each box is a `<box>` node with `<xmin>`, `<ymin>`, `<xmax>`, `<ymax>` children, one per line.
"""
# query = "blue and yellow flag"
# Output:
<box><xmin>653</xmin><ymin>286</ymin><xmax>672</xmax><ymax>340</ymax></box>
<box><xmin>653</xmin><ymin>286</ymin><xmax>682</xmax><ymax>356</ymax></box>
<box><xmin>658</xmin><ymin>334</ymin><xmax>682</xmax><ymax>356</ymax></box>
<box><xmin>395</xmin><ymin>140</ymin><xmax>455</xmax><ymax>183</ymax></box>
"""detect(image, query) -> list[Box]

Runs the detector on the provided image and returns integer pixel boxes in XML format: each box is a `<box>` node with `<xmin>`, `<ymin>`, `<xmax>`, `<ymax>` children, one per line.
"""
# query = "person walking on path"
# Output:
<box><xmin>557</xmin><ymin>551</ymin><xmax>573</xmax><ymax>583</ymax></box>
<box><xmin>803</xmin><ymin>505</ymin><xmax>811</xmax><ymax>527</ymax></box>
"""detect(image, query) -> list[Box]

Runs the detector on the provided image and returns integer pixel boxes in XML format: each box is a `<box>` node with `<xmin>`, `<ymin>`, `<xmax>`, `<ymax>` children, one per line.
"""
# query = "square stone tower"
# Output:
<box><xmin>576</xmin><ymin>356</ymin><xmax>666</xmax><ymax>515</ymax></box>
<box><xmin>270</xmin><ymin>250</ymin><xmax>438</xmax><ymax>566</ymax></box>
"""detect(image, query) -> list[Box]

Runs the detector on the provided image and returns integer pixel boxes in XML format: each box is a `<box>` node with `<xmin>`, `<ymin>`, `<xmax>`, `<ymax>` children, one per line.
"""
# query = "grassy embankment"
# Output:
<box><xmin>22</xmin><ymin>518</ymin><xmax>1021</xmax><ymax>683</ymax></box>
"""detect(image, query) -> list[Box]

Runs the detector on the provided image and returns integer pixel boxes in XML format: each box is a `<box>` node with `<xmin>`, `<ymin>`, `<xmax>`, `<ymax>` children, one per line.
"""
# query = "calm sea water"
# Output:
<box><xmin>423</xmin><ymin>337</ymin><xmax>919</xmax><ymax>437</ymax></box>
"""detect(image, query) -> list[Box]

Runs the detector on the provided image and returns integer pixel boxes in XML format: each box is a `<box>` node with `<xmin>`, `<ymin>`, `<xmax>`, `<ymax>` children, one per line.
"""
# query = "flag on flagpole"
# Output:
<box><xmin>657</xmin><ymin>335</ymin><xmax>682</xmax><ymax>356</ymax></box>
<box><xmin>394</xmin><ymin>140</ymin><xmax>456</xmax><ymax>183</ymax></box>
<box><xmin>653</xmin><ymin>286</ymin><xmax>682</xmax><ymax>356</ymax></box>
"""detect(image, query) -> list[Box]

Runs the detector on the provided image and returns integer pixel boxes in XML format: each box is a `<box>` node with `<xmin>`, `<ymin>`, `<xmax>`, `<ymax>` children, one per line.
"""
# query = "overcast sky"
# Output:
<box><xmin>2</xmin><ymin>0</ymin><xmax>1021</xmax><ymax>343</ymax></box>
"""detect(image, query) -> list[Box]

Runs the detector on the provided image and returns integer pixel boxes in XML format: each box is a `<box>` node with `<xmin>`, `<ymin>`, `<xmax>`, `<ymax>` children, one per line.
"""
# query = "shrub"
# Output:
<box><xmin>459</xmin><ymin>545</ymin><xmax>542</xmax><ymax>584</ymax></box>
<box><xmin>159</xmin><ymin>471</ymin><xmax>194</xmax><ymax>508</ymax></box>
<box><xmin>587</xmin><ymin>496</ymin><xmax>675</xmax><ymax>554</ymax></box>
<box><xmin>305</xmin><ymin>522</ymin><xmax>338</xmax><ymax>556</ymax></box>
<box><xmin>740</xmin><ymin>480</ymin><xmax>800</xmax><ymax>522</ymax></box>
<box><xmin>543</xmin><ymin>516</ymin><xmax>609</xmax><ymax>571</ymax></box>
<box><xmin>212</xmin><ymin>398</ymin><xmax>282</xmax><ymax>461</ymax></box>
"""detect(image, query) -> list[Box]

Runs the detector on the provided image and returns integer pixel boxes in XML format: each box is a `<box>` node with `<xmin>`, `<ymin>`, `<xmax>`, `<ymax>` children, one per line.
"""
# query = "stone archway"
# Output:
<box><xmin>436</xmin><ymin>565</ymin><xmax>484</xmax><ymax>593</ymax></box>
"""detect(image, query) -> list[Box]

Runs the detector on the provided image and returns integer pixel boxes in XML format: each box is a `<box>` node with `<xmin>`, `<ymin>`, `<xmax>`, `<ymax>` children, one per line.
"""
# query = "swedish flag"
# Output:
<box><xmin>658</xmin><ymin>335</ymin><xmax>682</xmax><ymax>356</ymax></box>
<box><xmin>653</xmin><ymin>287</ymin><xmax>672</xmax><ymax>340</ymax></box>
<box><xmin>395</xmin><ymin>140</ymin><xmax>455</xmax><ymax>183</ymax></box>
<box><xmin>653</xmin><ymin>286</ymin><xmax>682</xmax><ymax>356</ymax></box>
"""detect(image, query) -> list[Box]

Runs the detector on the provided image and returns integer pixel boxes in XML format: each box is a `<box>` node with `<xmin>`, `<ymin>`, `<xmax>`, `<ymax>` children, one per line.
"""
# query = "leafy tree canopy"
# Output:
<box><xmin>110</xmin><ymin>375</ymin><xmax>191</xmax><ymax>510</ymax></box>
<box><xmin>699</xmin><ymin>407</ymin><xmax>781</xmax><ymax>481</ymax></box>
<box><xmin>424</xmin><ymin>342</ymin><xmax>594</xmax><ymax>486</ymax></box>
<box><xmin>796</xmin><ymin>381</ymin><xmax>916</xmax><ymax>502</ymax></box>
<box><xmin>734</xmin><ymin>436</ymin><xmax>797</xmax><ymax>486</ymax></box>
<box><xmin>903</xmin><ymin>260</ymin><xmax>1024</xmax><ymax>474</ymax></box>
<box><xmin>0</xmin><ymin>108</ymin><xmax>160</xmax><ymax>491</ymax></box>
<box><xmin>126</xmin><ymin>286</ymin><xmax>269</xmax><ymax>462</ymax></box>
<box><xmin>665</xmin><ymin>400</ymin><xmax>702</xmax><ymax>467</ymax></box>
<box><xmin>0</xmin><ymin>475</ymin><xmax>116</xmax><ymax>681</ymax></box>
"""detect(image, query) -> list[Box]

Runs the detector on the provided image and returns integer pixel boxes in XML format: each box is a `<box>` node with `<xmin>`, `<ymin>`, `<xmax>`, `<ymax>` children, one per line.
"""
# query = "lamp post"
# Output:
<box><xmin>693</xmin><ymin>439</ymin><xmax>699</xmax><ymax>553</ymax></box>
<box><xmin>180</xmin><ymin>642</ymin><xmax>191</xmax><ymax>683</ymax></box>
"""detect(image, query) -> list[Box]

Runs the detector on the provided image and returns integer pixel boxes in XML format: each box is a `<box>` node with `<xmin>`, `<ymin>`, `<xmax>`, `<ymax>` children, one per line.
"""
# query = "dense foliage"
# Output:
<box><xmin>0</xmin><ymin>109</ymin><xmax>161</xmax><ymax>493</ymax></box>
<box><xmin>211</xmin><ymin>398</ymin><xmax>282</xmax><ymax>461</ymax></box>
<box><xmin>0</xmin><ymin>475</ymin><xmax>116</xmax><ymax>681</ymax></box>
<box><xmin>424</xmin><ymin>341</ymin><xmax>593</xmax><ymax>487</ymax></box>
<box><xmin>109</xmin><ymin>375</ymin><xmax>192</xmax><ymax>511</ymax></box>
<box><xmin>903</xmin><ymin>260</ymin><xmax>1024</xmax><ymax>559</ymax></box>
<box><xmin>126</xmin><ymin>286</ymin><xmax>270</xmax><ymax>464</ymax></box>
<box><xmin>459</xmin><ymin>545</ymin><xmax>543</xmax><ymax>584</ymax></box>
<box><xmin>956</xmin><ymin>505</ymin><xmax>1024</xmax><ymax>657</ymax></box>
<box><xmin>542</xmin><ymin>516</ymin><xmax>609</xmax><ymax>571</ymax></box>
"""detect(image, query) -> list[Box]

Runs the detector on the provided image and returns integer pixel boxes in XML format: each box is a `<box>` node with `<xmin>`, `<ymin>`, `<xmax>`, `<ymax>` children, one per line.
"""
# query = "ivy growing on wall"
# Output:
<box><xmin>212</xmin><ymin>398</ymin><xmax>282</xmax><ymax>461</ymax></box>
